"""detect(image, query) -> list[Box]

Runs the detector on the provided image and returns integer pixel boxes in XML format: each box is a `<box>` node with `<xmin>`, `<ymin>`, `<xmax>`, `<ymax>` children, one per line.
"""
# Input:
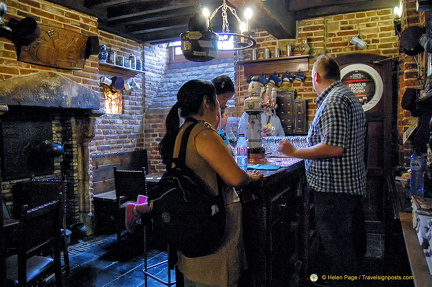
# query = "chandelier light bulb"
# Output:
<box><xmin>202</xmin><ymin>7</ymin><xmax>210</xmax><ymax>19</ymax></box>
<box><xmin>244</xmin><ymin>8</ymin><xmax>253</xmax><ymax>20</ymax></box>
<box><xmin>244</xmin><ymin>7</ymin><xmax>253</xmax><ymax>32</ymax></box>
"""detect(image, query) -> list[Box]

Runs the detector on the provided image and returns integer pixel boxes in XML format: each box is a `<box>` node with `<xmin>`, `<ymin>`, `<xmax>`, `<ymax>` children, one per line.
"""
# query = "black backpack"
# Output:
<box><xmin>148</xmin><ymin>119</ymin><xmax>226</xmax><ymax>258</ymax></box>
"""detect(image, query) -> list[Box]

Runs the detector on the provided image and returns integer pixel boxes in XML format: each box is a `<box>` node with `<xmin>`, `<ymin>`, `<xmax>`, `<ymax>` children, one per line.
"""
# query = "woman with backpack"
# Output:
<box><xmin>130</xmin><ymin>79</ymin><xmax>263</xmax><ymax>287</ymax></box>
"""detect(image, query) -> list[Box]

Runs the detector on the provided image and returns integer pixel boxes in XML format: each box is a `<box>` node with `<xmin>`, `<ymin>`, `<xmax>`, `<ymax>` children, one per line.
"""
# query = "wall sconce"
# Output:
<box><xmin>0</xmin><ymin>0</ymin><xmax>40</xmax><ymax>45</ymax></box>
<box><xmin>100</xmin><ymin>76</ymin><xmax>123</xmax><ymax>114</ymax></box>
<box><xmin>99</xmin><ymin>76</ymin><xmax>125</xmax><ymax>90</ymax></box>
<box><xmin>350</xmin><ymin>35</ymin><xmax>367</xmax><ymax>50</ymax></box>
<box><xmin>394</xmin><ymin>4</ymin><xmax>402</xmax><ymax>36</ymax></box>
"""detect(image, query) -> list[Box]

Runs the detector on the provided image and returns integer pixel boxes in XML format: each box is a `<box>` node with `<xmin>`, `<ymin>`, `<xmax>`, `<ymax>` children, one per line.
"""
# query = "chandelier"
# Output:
<box><xmin>180</xmin><ymin>0</ymin><xmax>256</xmax><ymax>62</ymax></box>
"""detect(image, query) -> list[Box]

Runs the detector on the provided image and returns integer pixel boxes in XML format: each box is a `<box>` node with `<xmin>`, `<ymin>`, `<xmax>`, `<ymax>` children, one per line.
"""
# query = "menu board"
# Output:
<box><xmin>340</xmin><ymin>64</ymin><xmax>383</xmax><ymax>112</ymax></box>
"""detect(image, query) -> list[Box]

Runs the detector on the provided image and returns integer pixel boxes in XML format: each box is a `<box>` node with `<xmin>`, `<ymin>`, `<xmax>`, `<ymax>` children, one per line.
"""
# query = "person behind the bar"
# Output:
<box><xmin>278</xmin><ymin>55</ymin><xmax>367</xmax><ymax>286</ymax></box>
<box><xmin>212</xmin><ymin>75</ymin><xmax>235</xmax><ymax>131</ymax></box>
<box><xmin>238</xmin><ymin>108</ymin><xmax>285</xmax><ymax>137</ymax></box>
<box><xmin>129</xmin><ymin>80</ymin><xmax>263</xmax><ymax>287</ymax></box>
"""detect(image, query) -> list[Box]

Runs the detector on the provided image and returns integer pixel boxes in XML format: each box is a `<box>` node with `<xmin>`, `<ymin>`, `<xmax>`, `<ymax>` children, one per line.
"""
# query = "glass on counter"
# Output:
<box><xmin>262</xmin><ymin>136</ymin><xmax>308</xmax><ymax>157</ymax></box>
<box><xmin>226</xmin><ymin>117</ymin><xmax>240</xmax><ymax>148</ymax></box>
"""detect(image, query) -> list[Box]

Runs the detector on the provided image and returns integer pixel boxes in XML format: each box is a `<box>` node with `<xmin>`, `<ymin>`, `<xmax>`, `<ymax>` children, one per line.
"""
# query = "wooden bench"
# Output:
<box><xmin>91</xmin><ymin>150</ymin><xmax>148</xmax><ymax>234</ymax></box>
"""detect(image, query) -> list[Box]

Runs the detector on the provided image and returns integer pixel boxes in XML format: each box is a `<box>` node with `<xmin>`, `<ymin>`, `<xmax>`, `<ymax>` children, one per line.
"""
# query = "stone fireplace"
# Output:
<box><xmin>0</xmin><ymin>71</ymin><xmax>102</xmax><ymax>232</ymax></box>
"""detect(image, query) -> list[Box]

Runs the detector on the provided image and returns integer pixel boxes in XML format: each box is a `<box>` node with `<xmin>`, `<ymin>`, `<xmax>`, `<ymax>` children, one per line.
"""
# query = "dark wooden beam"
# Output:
<box><xmin>106</xmin><ymin>1</ymin><xmax>199</xmax><ymax>21</ymax></box>
<box><xmin>134</xmin><ymin>27</ymin><xmax>188</xmax><ymax>44</ymax></box>
<box><xmin>294</xmin><ymin>0</ymin><xmax>400</xmax><ymax>20</ymax></box>
<box><xmin>229</xmin><ymin>0</ymin><xmax>296</xmax><ymax>39</ymax></box>
<box><xmin>107</xmin><ymin>6</ymin><xmax>197</xmax><ymax>26</ymax></box>
<box><xmin>288</xmin><ymin>0</ymin><xmax>363</xmax><ymax>11</ymax></box>
<box><xmin>84</xmin><ymin>0</ymin><xmax>129</xmax><ymax>9</ymax></box>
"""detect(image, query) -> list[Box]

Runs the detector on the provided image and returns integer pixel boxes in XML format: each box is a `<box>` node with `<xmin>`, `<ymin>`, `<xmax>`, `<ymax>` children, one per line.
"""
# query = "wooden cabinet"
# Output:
<box><xmin>239</xmin><ymin>161</ymin><xmax>316</xmax><ymax>287</ymax></box>
<box><xmin>276</xmin><ymin>91</ymin><xmax>308</xmax><ymax>135</ymax></box>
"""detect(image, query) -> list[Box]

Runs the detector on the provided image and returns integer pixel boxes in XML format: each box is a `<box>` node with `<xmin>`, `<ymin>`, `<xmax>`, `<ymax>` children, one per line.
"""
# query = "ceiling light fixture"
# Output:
<box><xmin>208</xmin><ymin>0</ymin><xmax>256</xmax><ymax>51</ymax></box>
<box><xmin>180</xmin><ymin>0</ymin><xmax>256</xmax><ymax>62</ymax></box>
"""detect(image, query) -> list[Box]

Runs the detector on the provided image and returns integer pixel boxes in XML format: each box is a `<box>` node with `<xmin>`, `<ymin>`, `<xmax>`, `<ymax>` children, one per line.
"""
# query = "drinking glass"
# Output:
<box><xmin>226</xmin><ymin>117</ymin><xmax>240</xmax><ymax>148</ymax></box>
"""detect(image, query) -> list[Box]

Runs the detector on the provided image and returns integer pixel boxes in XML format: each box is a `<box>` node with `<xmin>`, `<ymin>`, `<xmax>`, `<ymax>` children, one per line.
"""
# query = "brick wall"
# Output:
<box><xmin>1</xmin><ymin>0</ymin><xmax>429</xmax><ymax>185</ymax></box>
<box><xmin>0</xmin><ymin>1</ymin><xmax>146</xmax><ymax>157</ymax></box>
<box><xmin>236</xmin><ymin>8</ymin><xmax>400</xmax><ymax>122</ymax></box>
<box><xmin>0</xmin><ymin>0</ymin><xmax>146</xmax><ymax>225</ymax></box>
<box><xmin>143</xmin><ymin>53</ymin><xmax>235</xmax><ymax>172</ymax></box>
<box><xmin>398</xmin><ymin>0</ymin><xmax>428</xmax><ymax>165</ymax></box>
<box><xmin>143</xmin><ymin>4</ymin><xmax>426</xmax><ymax>173</ymax></box>
<box><xmin>0</xmin><ymin>0</ymin><xmax>99</xmax><ymax>85</ymax></box>
<box><xmin>234</xmin><ymin>3</ymin><xmax>427</xmax><ymax>168</ymax></box>
<box><xmin>92</xmin><ymin>30</ymin><xmax>145</xmax><ymax>156</ymax></box>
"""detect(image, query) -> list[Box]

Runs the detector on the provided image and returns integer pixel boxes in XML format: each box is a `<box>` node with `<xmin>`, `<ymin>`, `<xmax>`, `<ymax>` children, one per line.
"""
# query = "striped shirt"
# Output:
<box><xmin>305</xmin><ymin>81</ymin><xmax>367</xmax><ymax>196</ymax></box>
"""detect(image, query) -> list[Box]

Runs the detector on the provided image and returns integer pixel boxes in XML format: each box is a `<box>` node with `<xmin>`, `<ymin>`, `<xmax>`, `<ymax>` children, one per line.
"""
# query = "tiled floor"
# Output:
<box><xmin>57</xmin><ymin>231</ymin><xmax>413</xmax><ymax>287</ymax></box>
<box><xmin>62</xmin><ymin>232</ymin><xmax>176</xmax><ymax>287</ymax></box>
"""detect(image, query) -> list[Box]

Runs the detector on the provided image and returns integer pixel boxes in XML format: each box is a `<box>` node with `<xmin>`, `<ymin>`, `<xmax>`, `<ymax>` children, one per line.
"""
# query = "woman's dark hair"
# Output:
<box><xmin>212</xmin><ymin>75</ymin><xmax>234</xmax><ymax>95</ymax></box>
<box><xmin>159</xmin><ymin>80</ymin><xmax>217</xmax><ymax>167</ymax></box>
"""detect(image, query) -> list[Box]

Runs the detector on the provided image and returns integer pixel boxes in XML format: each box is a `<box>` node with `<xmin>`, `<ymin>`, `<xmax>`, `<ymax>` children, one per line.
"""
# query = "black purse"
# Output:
<box><xmin>149</xmin><ymin>119</ymin><xmax>225</xmax><ymax>257</ymax></box>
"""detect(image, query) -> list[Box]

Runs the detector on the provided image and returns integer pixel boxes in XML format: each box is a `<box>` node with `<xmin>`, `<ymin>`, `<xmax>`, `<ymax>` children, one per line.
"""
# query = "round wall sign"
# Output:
<box><xmin>340</xmin><ymin>64</ymin><xmax>383</xmax><ymax>111</ymax></box>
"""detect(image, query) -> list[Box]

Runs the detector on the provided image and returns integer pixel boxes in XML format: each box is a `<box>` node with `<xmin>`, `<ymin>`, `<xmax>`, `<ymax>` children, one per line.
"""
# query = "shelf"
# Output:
<box><xmin>237</xmin><ymin>55</ymin><xmax>309</xmax><ymax>65</ymax></box>
<box><xmin>237</xmin><ymin>55</ymin><xmax>310</xmax><ymax>76</ymax></box>
<box><xmin>99</xmin><ymin>62</ymin><xmax>143</xmax><ymax>77</ymax></box>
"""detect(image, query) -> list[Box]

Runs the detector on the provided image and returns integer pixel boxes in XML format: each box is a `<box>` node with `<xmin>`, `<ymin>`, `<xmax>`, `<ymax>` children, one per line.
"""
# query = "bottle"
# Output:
<box><xmin>98</xmin><ymin>45</ymin><xmax>108</xmax><ymax>63</ymax></box>
<box><xmin>107</xmin><ymin>48</ymin><xmax>116</xmax><ymax>64</ymax></box>
<box><xmin>218</xmin><ymin>129</ymin><xmax>229</xmax><ymax>146</ymax></box>
<box><xmin>136</xmin><ymin>58</ymin><xmax>142</xmax><ymax>70</ymax></box>
<box><xmin>410</xmin><ymin>149</ymin><xmax>425</xmax><ymax>197</ymax></box>
<box><xmin>129</xmin><ymin>54</ymin><xmax>136</xmax><ymax>70</ymax></box>
<box><xmin>236</xmin><ymin>134</ymin><xmax>248</xmax><ymax>170</ymax></box>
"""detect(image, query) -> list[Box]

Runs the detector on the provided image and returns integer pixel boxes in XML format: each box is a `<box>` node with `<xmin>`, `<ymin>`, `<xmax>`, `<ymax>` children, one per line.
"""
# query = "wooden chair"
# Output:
<box><xmin>12</xmin><ymin>180</ymin><xmax>69</xmax><ymax>274</ymax></box>
<box><xmin>114</xmin><ymin>167</ymin><xmax>147</xmax><ymax>241</ymax></box>
<box><xmin>5</xmin><ymin>192</ymin><xmax>64</xmax><ymax>286</ymax></box>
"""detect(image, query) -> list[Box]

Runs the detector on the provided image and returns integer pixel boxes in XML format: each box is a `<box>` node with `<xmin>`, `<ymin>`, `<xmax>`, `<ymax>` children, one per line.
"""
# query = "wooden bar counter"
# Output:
<box><xmin>239</xmin><ymin>158</ymin><xmax>316</xmax><ymax>287</ymax></box>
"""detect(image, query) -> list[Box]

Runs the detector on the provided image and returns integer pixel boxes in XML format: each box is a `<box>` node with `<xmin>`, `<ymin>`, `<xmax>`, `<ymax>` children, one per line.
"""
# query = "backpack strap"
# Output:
<box><xmin>176</xmin><ymin>117</ymin><xmax>198</xmax><ymax>163</ymax></box>
<box><xmin>174</xmin><ymin>117</ymin><xmax>223</xmax><ymax>196</ymax></box>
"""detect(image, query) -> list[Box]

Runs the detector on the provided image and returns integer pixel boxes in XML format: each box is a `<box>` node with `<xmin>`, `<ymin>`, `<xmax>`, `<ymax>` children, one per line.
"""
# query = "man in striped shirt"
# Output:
<box><xmin>279</xmin><ymin>55</ymin><xmax>367</xmax><ymax>286</ymax></box>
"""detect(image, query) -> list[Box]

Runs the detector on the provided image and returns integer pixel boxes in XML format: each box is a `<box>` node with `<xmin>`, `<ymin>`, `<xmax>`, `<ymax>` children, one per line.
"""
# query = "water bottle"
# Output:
<box><xmin>236</xmin><ymin>134</ymin><xmax>248</xmax><ymax>170</ymax></box>
<box><xmin>410</xmin><ymin>149</ymin><xmax>425</xmax><ymax>197</ymax></box>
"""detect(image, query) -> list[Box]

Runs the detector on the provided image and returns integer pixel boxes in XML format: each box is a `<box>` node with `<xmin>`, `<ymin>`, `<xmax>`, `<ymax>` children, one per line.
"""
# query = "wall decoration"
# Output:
<box><xmin>340</xmin><ymin>63</ymin><xmax>384</xmax><ymax>112</ymax></box>
<box><xmin>18</xmin><ymin>24</ymin><xmax>97</xmax><ymax>70</ymax></box>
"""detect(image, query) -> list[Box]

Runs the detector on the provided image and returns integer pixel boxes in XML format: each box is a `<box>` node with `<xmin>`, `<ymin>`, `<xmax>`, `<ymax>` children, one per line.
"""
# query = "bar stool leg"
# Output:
<box><xmin>143</xmin><ymin>224</ymin><xmax>148</xmax><ymax>287</ymax></box>
<box><xmin>143</xmin><ymin>222</ymin><xmax>176</xmax><ymax>286</ymax></box>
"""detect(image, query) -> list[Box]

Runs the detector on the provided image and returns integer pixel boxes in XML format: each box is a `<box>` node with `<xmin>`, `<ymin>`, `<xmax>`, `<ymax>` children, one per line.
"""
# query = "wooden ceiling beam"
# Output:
<box><xmin>229</xmin><ymin>0</ymin><xmax>296</xmax><ymax>39</ymax></box>
<box><xmin>294</xmin><ymin>0</ymin><xmax>400</xmax><ymax>19</ymax></box>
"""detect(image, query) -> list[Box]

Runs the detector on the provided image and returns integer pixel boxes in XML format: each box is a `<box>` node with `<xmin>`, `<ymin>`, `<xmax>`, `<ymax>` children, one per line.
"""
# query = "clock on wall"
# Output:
<box><xmin>340</xmin><ymin>63</ymin><xmax>384</xmax><ymax>112</ymax></box>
